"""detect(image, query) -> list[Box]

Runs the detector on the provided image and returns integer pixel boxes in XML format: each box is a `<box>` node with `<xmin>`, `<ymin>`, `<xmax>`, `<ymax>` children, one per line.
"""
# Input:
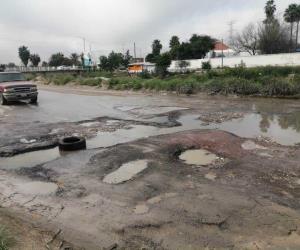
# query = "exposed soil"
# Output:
<box><xmin>1</xmin><ymin>88</ymin><xmax>300</xmax><ymax>249</ymax></box>
<box><xmin>1</xmin><ymin>129</ymin><xmax>300</xmax><ymax>249</ymax></box>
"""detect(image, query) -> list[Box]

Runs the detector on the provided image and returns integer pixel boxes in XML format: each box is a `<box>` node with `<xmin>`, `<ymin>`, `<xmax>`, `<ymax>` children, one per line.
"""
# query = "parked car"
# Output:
<box><xmin>0</xmin><ymin>72</ymin><xmax>38</xmax><ymax>105</ymax></box>
<box><xmin>57</xmin><ymin>65</ymin><xmax>72</xmax><ymax>70</ymax></box>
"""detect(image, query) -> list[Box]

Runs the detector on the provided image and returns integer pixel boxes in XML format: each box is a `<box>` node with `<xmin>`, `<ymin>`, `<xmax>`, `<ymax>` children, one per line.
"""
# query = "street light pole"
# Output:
<box><xmin>221</xmin><ymin>38</ymin><xmax>224</xmax><ymax>69</ymax></box>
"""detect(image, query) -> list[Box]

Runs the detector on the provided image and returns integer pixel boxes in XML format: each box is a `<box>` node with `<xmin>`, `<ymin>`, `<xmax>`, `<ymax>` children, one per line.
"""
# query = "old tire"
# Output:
<box><xmin>0</xmin><ymin>94</ymin><xmax>8</xmax><ymax>105</ymax></box>
<box><xmin>58</xmin><ymin>136</ymin><xmax>86</xmax><ymax>151</ymax></box>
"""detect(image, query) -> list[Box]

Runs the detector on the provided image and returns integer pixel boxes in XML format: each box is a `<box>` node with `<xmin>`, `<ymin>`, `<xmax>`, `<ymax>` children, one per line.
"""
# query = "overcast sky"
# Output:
<box><xmin>0</xmin><ymin>0</ymin><xmax>295</xmax><ymax>64</ymax></box>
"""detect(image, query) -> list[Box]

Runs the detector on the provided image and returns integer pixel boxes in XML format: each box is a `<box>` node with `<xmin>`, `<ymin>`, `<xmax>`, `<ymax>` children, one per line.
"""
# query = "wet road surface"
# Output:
<box><xmin>1</xmin><ymin>88</ymin><xmax>300</xmax><ymax>249</ymax></box>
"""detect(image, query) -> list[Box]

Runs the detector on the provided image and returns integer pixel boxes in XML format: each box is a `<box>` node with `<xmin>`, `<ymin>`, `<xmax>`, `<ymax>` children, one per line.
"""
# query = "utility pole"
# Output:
<box><xmin>134</xmin><ymin>42</ymin><xmax>137</xmax><ymax>62</ymax></box>
<box><xmin>82</xmin><ymin>38</ymin><xmax>86</xmax><ymax>53</ymax></box>
<box><xmin>227</xmin><ymin>20</ymin><xmax>236</xmax><ymax>46</ymax></box>
<box><xmin>221</xmin><ymin>38</ymin><xmax>224</xmax><ymax>69</ymax></box>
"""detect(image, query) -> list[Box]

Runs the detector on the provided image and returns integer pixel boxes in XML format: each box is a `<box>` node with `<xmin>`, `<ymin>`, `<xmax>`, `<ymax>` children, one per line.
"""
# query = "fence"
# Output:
<box><xmin>4</xmin><ymin>66</ymin><xmax>86</xmax><ymax>73</ymax></box>
<box><xmin>169</xmin><ymin>52</ymin><xmax>300</xmax><ymax>72</ymax></box>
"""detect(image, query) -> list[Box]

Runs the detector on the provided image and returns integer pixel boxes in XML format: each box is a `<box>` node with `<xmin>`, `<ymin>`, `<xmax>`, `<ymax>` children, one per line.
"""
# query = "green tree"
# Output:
<box><xmin>41</xmin><ymin>61</ymin><xmax>48</xmax><ymax>67</ymax></box>
<box><xmin>145</xmin><ymin>53</ymin><xmax>156</xmax><ymax>63</ymax></box>
<box><xmin>70</xmin><ymin>53</ymin><xmax>80</xmax><ymax>66</ymax></box>
<box><xmin>152</xmin><ymin>39</ymin><xmax>162</xmax><ymax>56</ymax></box>
<box><xmin>0</xmin><ymin>64</ymin><xmax>5</xmax><ymax>72</ymax></box>
<box><xmin>264</xmin><ymin>0</ymin><xmax>277</xmax><ymax>24</ymax></box>
<box><xmin>284</xmin><ymin>4</ymin><xmax>297</xmax><ymax>50</ymax></box>
<box><xmin>99</xmin><ymin>51</ymin><xmax>124</xmax><ymax>72</ymax></box>
<box><xmin>258</xmin><ymin>21</ymin><xmax>289</xmax><ymax>54</ymax></box>
<box><xmin>108</xmin><ymin>51</ymin><xmax>124</xmax><ymax>70</ymax></box>
<box><xmin>49</xmin><ymin>53</ymin><xmax>65</xmax><ymax>67</ymax></box>
<box><xmin>155</xmin><ymin>52</ymin><xmax>171</xmax><ymax>77</ymax></box>
<box><xmin>123</xmin><ymin>50</ymin><xmax>133</xmax><ymax>68</ymax></box>
<box><xmin>177</xmin><ymin>42</ymin><xmax>193</xmax><ymax>60</ymax></box>
<box><xmin>99</xmin><ymin>56</ymin><xmax>109</xmax><ymax>71</ymax></box>
<box><xmin>295</xmin><ymin>5</ymin><xmax>300</xmax><ymax>48</ymax></box>
<box><xmin>189</xmin><ymin>34</ymin><xmax>215</xmax><ymax>59</ymax></box>
<box><xmin>29</xmin><ymin>54</ymin><xmax>41</xmax><ymax>66</ymax></box>
<box><xmin>146</xmin><ymin>39</ymin><xmax>163</xmax><ymax>63</ymax></box>
<box><xmin>169</xmin><ymin>36</ymin><xmax>180</xmax><ymax>49</ymax></box>
<box><xmin>7</xmin><ymin>63</ymin><xmax>15</xmax><ymax>67</ymax></box>
<box><xmin>169</xmin><ymin>36</ymin><xmax>180</xmax><ymax>60</ymax></box>
<box><xmin>18</xmin><ymin>46</ymin><xmax>30</xmax><ymax>67</ymax></box>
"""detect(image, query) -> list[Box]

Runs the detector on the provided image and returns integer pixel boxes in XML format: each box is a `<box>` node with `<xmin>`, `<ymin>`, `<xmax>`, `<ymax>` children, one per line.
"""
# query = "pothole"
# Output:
<box><xmin>103</xmin><ymin>160</ymin><xmax>149</xmax><ymax>184</ymax></box>
<box><xmin>134</xmin><ymin>204</ymin><xmax>149</xmax><ymax>214</ymax></box>
<box><xmin>179</xmin><ymin>149</ymin><xmax>218</xmax><ymax>166</ymax></box>
<box><xmin>0</xmin><ymin>148</ymin><xmax>60</xmax><ymax>170</ymax></box>
<box><xmin>205</xmin><ymin>172</ymin><xmax>217</xmax><ymax>181</ymax></box>
<box><xmin>241</xmin><ymin>140</ymin><xmax>267</xmax><ymax>150</ymax></box>
<box><xmin>16</xmin><ymin>181</ymin><xmax>58</xmax><ymax>196</ymax></box>
<box><xmin>80</xmin><ymin>121</ymin><xmax>101</xmax><ymax>127</ymax></box>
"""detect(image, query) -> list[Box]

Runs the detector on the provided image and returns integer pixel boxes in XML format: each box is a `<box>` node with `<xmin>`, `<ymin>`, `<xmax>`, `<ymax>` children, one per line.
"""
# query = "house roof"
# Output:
<box><xmin>214</xmin><ymin>41</ymin><xmax>230</xmax><ymax>51</ymax></box>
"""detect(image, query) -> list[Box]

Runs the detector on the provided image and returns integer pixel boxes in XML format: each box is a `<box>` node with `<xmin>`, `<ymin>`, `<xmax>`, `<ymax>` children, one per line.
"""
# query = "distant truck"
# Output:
<box><xmin>0</xmin><ymin>72</ymin><xmax>38</xmax><ymax>105</ymax></box>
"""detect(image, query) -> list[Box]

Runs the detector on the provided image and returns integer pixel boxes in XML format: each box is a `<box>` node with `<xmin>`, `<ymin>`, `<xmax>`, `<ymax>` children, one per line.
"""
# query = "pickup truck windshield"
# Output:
<box><xmin>0</xmin><ymin>73</ymin><xmax>25</xmax><ymax>83</ymax></box>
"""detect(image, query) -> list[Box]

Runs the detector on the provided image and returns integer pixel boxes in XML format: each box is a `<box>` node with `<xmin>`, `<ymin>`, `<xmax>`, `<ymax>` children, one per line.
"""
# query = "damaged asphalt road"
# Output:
<box><xmin>1</xmin><ymin>88</ymin><xmax>300</xmax><ymax>249</ymax></box>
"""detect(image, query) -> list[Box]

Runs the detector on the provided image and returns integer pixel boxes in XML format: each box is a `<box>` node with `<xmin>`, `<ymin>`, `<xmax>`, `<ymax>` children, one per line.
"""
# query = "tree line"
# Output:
<box><xmin>233</xmin><ymin>1</ymin><xmax>300</xmax><ymax>55</ymax></box>
<box><xmin>17</xmin><ymin>46</ymin><xmax>83</xmax><ymax>68</ymax></box>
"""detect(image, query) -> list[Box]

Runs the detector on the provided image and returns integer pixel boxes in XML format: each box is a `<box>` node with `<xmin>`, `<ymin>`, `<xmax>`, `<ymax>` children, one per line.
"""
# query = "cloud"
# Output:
<box><xmin>0</xmin><ymin>0</ymin><xmax>295</xmax><ymax>64</ymax></box>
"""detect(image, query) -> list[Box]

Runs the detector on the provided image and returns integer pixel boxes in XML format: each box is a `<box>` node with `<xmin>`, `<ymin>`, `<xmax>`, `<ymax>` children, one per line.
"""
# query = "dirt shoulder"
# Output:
<box><xmin>0</xmin><ymin>208</ymin><xmax>76</xmax><ymax>250</ymax></box>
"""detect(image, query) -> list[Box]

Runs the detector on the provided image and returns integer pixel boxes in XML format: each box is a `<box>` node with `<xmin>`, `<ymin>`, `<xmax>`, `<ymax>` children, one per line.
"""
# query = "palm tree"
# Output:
<box><xmin>295</xmin><ymin>5</ymin><xmax>300</xmax><ymax>49</ymax></box>
<box><xmin>284</xmin><ymin>4</ymin><xmax>297</xmax><ymax>51</ymax></box>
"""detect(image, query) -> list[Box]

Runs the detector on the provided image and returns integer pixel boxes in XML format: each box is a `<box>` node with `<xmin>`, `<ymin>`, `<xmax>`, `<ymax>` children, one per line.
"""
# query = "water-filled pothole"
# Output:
<box><xmin>179</xmin><ymin>149</ymin><xmax>218</xmax><ymax>166</ymax></box>
<box><xmin>0</xmin><ymin>147</ymin><xmax>60</xmax><ymax>170</ymax></box>
<box><xmin>103</xmin><ymin>160</ymin><xmax>148</xmax><ymax>184</ymax></box>
<box><xmin>16</xmin><ymin>181</ymin><xmax>58</xmax><ymax>196</ymax></box>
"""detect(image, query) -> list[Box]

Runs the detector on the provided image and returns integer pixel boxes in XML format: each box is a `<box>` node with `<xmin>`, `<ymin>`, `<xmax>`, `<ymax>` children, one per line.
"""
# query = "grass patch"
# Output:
<box><xmin>78</xmin><ymin>77</ymin><xmax>102</xmax><ymax>86</ymax></box>
<box><xmin>0</xmin><ymin>226</ymin><xmax>15</xmax><ymax>250</ymax></box>
<box><xmin>30</xmin><ymin>66</ymin><xmax>300</xmax><ymax>97</ymax></box>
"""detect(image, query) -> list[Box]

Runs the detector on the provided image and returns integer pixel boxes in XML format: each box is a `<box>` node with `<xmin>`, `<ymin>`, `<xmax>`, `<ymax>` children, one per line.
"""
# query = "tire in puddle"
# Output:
<box><xmin>103</xmin><ymin>160</ymin><xmax>149</xmax><ymax>184</ymax></box>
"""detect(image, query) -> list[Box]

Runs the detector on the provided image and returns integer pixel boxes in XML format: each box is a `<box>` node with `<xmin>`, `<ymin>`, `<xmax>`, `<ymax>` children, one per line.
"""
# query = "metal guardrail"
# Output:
<box><xmin>4</xmin><ymin>66</ymin><xmax>88</xmax><ymax>73</ymax></box>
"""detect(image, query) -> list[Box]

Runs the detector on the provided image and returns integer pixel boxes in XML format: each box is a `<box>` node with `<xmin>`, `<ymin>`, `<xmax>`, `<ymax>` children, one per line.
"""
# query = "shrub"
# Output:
<box><xmin>0</xmin><ymin>226</ymin><xmax>15</xmax><ymax>250</ymax></box>
<box><xmin>260</xmin><ymin>77</ymin><xmax>296</xmax><ymax>96</ymax></box>
<box><xmin>204</xmin><ymin>77</ymin><xmax>260</xmax><ymax>95</ymax></box>
<box><xmin>79</xmin><ymin>78</ymin><xmax>102</xmax><ymax>86</ymax></box>
<box><xmin>138</xmin><ymin>71</ymin><xmax>152</xmax><ymax>79</ymax></box>
<box><xmin>51</xmin><ymin>74</ymin><xmax>75</xmax><ymax>85</ymax></box>
<box><xmin>108</xmin><ymin>78</ymin><xmax>120</xmax><ymax>88</ymax></box>
<box><xmin>132</xmin><ymin>82</ymin><xmax>143</xmax><ymax>90</ymax></box>
<box><xmin>25</xmin><ymin>73</ymin><xmax>36</xmax><ymax>81</ymax></box>
<box><xmin>202</xmin><ymin>61</ymin><xmax>212</xmax><ymax>70</ymax></box>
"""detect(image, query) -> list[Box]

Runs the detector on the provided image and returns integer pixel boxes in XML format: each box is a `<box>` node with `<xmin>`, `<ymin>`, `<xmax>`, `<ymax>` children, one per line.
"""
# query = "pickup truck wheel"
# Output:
<box><xmin>0</xmin><ymin>94</ymin><xmax>8</xmax><ymax>105</ymax></box>
<box><xmin>30</xmin><ymin>97</ymin><xmax>38</xmax><ymax>104</ymax></box>
<box><xmin>58</xmin><ymin>136</ymin><xmax>86</xmax><ymax>151</ymax></box>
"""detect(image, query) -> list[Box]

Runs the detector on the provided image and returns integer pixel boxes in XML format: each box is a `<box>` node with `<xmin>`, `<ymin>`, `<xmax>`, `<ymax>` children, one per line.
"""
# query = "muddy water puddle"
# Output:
<box><xmin>16</xmin><ymin>181</ymin><xmax>58</xmax><ymax>196</ymax></box>
<box><xmin>103</xmin><ymin>160</ymin><xmax>149</xmax><ymax>184</ymax></box>
<box><xmin>2</xmin><ymin>110</ymin><xmax>300</xmax><ymax>170</ymax></box>
<box><xmin>0</xmin><ymin>147</ymin><xmax>60</xmax><ymax>170</ymax></box>
<box><xmin>115</xmin><ymin>105</ymin><xmax>187</xmax><ymax>116</ymax></box>
<box><xmin>179</xmin><ymin>149</ymin><xmax>218</xmax><ymax>166</ymax></box>
<box><xmin>213</xmin><ymin>113</ymin><xmax>300</xmax><ymax>146</ymax></box>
